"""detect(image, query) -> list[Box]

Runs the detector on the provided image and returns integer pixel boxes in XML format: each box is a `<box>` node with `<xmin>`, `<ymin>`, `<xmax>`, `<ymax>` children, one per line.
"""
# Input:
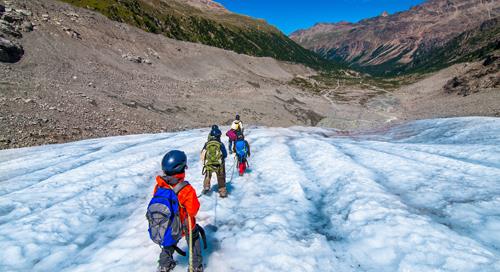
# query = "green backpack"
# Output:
<box><xmin>205</xmin><ymin>140</ymin><xmax>222</xmax><ymax>172</ymax></box>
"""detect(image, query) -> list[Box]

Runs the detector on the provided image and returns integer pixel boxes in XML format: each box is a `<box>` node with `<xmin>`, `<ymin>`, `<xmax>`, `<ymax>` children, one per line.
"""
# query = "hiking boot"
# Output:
<box><xmin>157</xmin><ymin>262</ymin><xmax>176</xmax><ymax>272</ymax></box>
<box><xmin>202</xmin><ymin>187</ymin><xmax>210</xmax><ymax>195</ymax></box>
<box><xmin>187</xmin><ymin>266</ymin><xmax>204</xmax><ymax>272</ymax></box>
<box><xmin>219</xmin><ymin>187</ymin><xmax>228</xmax><ymax>198</ymax></box>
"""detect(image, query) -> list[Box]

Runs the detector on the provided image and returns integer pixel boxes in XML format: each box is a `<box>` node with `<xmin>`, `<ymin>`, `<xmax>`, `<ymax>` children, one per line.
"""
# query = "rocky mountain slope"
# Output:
<box><xmin>290</xmin><ymin>0</ymin><xmax>500</xmax><ymax>75</ymax></box>
<box><xmin>178</xmin><ymin>0</ymin><xmax>228</xmax><ymax>13</ymax></box>
<box><xmin>0</xmin><ymin>0</ymin><xmax>336</xmax><ymax>149</ymax></box>
<box><xmin>409</xmin><ymin>17</ymin><xmax>500</xmax><ymax>73</ymax></box>
<box><xmin>396</xmin><ymin>53</ymin><xmax>500</xmax><ymax>120</ymax></box>
<box><xmin>59</xmin><ymin>0</ymin><xmax>332</xmax><ymax>69</ymax></box>
<box><xmin>1</xmin><ymin>0</ymin><xmax>498</xmax><ymax>150</ymax></box>
<box><xmin>0</xmin><ymin>1</ymin><xmax>30</xmax><ymax>63</ymax></box>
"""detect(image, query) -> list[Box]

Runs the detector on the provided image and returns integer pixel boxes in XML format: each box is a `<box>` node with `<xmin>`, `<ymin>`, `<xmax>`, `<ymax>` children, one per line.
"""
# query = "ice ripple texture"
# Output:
<box><xmin>0</xmin><ymin>117</ymin><xmax>499</xmax><ymax>272</ymax></box>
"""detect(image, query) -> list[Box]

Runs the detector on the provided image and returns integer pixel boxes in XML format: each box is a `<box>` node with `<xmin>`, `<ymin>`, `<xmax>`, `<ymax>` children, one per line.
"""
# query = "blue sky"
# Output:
<box><xmin>216</xmin><ymin>0</ymin><xmax>426</xmax><ymax>34</ymax></box>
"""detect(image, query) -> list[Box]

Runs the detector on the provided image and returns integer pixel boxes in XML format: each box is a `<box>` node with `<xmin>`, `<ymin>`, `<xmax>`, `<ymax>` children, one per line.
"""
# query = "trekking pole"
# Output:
<box><xmin>228</xmin><ymin>155</ymin><xmax>237</xmax><ymax>184</ymax></box>
<box><xmin>188</xmin><ymin>215</ymin><xmax>193</xmax><ymax>272</ymax></box>
<box><xmin>197</xmin><ymin>169</ymin><xmax>206</xmax><ymax>198</ymax></box>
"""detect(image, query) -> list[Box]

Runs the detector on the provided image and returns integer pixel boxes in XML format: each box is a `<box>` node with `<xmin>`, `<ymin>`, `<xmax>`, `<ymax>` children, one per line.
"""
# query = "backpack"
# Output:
<box><xmin>235</xmin><ymin>140</ymin><xmax>247</xmax><ymax>161</ymax></box>
<box><xmin>146</xmin><ymin>181</ymin><xmax>188</xmax><ymax>247</ymax></box>
<box><xmin>226</xmin><ymin>129</ymin><xmax>237</xmax><ymax>141</ymax></box>
<box><xmin>231</xmin><ymin>121</ymin><xmax>242</xmax><ymax>132</ymax></box>
<box><xmin>205</xmin><ymin>140</ymin><xmax>223</xmax><ymax>172</ymax></box>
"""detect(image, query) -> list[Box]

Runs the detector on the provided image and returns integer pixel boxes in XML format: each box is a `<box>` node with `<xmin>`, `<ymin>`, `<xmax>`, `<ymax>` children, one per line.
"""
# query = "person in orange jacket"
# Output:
<box><xmin>153</xmin><ymin>150</ymin><xmax>203</xmax><ymax>272</ymax></box>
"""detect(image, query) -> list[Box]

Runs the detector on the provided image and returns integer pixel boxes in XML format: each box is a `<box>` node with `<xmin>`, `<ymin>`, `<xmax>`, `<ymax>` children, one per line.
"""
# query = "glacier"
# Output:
<box><xmin>0</xmin><ymin>117</ymin><xmax>499</xmax><ymax>272</ymax></box>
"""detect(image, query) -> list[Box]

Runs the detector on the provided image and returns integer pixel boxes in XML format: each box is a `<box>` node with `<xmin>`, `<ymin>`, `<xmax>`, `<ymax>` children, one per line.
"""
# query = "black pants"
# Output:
<box><xmin>159</xmin><ymin>225</ymin><xmax>203</xmax><ymax>270</ymax></box>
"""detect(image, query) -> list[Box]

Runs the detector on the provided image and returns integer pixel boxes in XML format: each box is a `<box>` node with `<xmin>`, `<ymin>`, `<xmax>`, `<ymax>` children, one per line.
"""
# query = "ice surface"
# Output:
<box><xmin>0</xmin><ymin>117</ymin><xmax>499</xmax><ymax>271</ymax></box>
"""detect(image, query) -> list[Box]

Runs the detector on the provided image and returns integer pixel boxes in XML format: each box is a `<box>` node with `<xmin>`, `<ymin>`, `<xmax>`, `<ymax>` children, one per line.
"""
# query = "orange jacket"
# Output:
<box><xmin>154</xmin><ymin>175</ymin><xmax>200</xmax><ymax>232</ymax></box>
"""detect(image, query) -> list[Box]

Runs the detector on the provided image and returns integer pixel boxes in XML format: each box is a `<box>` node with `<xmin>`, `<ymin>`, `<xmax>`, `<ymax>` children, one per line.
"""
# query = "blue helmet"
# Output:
<box><xmin>161</xmin><ymin>150</ymin><xmax>187</xmax><ymax>175</ymax></box>
<box><xmin>210</xmin><ymin>125</ymin><xmax>222</xmax><ymax>138</ymax></box>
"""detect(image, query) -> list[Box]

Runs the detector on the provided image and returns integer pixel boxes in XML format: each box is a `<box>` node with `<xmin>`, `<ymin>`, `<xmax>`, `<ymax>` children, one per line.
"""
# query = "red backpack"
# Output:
<box><xmin>226</xmin><ymin>129</ymin><xmax>238</xmax><ymax>141</ymax></box>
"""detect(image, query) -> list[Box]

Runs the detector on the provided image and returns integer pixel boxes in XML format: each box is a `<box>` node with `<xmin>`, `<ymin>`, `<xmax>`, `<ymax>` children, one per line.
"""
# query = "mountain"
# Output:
<box><xmin>177</xmin><ymin>0</ymin><xmax>228</xmax><ymax>13</ymax></box>
<box><xmin>2</xmin><ymin>0</ymin><xmax>498</xmax><ymax>150</ymax></box>
<box><xmin>290</xmin><ymin>0</ymin><xmax>500</xmax><ymax>75</ymax></box>
<box><xmin>59</xmin><ymin>0</ymin><xmax>333</xmax><ymax>68</ymax></box>
<box><xmin>1</xmin><ymin>117</ymin><xmax>500</xmax><ymax>271</ymax></box>
<box><xmin>409</xmin><ymin>17</ymin><xmax>500</xmax><ymax>73</ymax></box>
<box><xmin>0</xmin><ymin>0</ymin><xmax>340</xmax><ymax>149</ymax></box>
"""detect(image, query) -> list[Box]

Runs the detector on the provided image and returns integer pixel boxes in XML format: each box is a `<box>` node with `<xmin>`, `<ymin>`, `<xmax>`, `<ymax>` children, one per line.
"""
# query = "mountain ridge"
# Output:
<box><xmin>59</xmin><ymin>0</ymin><xmax>335</xmax><ymax>69</ymax></box>
<box><xmin>290</xmin><ymin>0</ymin><xmax>499</xmax><ymax>75</ymax></box>
<box><xmin>1</xmin><ymin>0</ymin><xmax>341</xmax><ymax>149</ymax></box>
<box><xmin>1</xmin><ymin>0</ymin><xmax>498</xmax><ymax>150</ymax></box>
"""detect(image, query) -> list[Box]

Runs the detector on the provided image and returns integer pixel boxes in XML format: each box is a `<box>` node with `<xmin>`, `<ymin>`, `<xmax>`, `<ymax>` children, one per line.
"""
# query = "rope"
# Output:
<box><xmin>197</xmin><ymin>156</ymin><xmax>237</xmax><ymax>198</ymax></box>
<box><xmin>188</xmin><ymin>215</ymin><xmax>193</xmax><ymax>272</ymax></box>
<box><xmin>213</xmin><ymin>186</ymin><xmax>218</xmax><ymax>226</ymax></box>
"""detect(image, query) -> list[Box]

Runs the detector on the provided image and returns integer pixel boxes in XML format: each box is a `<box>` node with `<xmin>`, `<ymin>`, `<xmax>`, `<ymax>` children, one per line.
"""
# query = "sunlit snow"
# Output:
<box><xmin>0</xmin><ymin>117</ymin><xmax>499</xmax><ymax>271</ymax></box>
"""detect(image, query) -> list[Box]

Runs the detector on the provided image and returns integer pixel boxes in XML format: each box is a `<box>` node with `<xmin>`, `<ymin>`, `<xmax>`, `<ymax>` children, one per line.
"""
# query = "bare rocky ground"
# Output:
<box><xmin>0</xmin><ymin>0</ymin><xmax>331</xmax><ymax>149</ymax></box>
<box><xmin>396</xmin><ymin>55</ymin><xmax>500</xmax><ymax>121</ymax></box>
<box><xmin>1</xmin><ymin>0</ymin><xmax>498</xmax><ymax>150</ymax></box>
<box><xmin>291</xmin><ymin>54</ymin><xmax>499</xmax><ymax>131</ymax></box>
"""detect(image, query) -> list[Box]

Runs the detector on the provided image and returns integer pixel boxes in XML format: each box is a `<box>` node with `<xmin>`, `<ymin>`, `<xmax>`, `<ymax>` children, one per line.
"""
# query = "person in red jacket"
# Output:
<box><xmin>154</xmin><ymin>150</ymin><xmax>203</xmax><ymax>272</ymax></box>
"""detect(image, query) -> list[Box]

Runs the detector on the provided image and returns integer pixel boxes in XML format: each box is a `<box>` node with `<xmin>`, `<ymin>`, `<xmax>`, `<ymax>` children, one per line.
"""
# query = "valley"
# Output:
<box><xmin>0</xmin><ymin>1</ymin><xmax>499</xmax><ymax>271</ymax></box>
<box><xmin>0</xmin><ymin>0</ymin><xmax>499</xmax><ymax>150</ymax></box>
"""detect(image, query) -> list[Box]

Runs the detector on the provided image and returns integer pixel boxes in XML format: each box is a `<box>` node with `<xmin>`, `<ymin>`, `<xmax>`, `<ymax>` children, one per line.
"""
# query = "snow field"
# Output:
<box><xmin>0</xmin><ymin>117</ymin><xmax>499</xmax><ymax>271</ymax></box>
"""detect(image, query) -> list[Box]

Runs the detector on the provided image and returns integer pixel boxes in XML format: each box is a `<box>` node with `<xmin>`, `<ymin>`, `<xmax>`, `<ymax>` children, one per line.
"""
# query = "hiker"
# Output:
<box><xmin>146</xmin><ymin>150</ymin><xmax>205</xmax><ymax>272</ymax></box>
<box><xmin>201</xmin><ymin>125</ymin><xmax>228</xmax><ymax>197</ymax></box>
<box><xmin>233</xmin><ymin>133</ymin><xmax>251</xmax><ymax>176</ymax></box>
<box><xmin>226</xmin><ymin>114</ymin><xmax>244</xmax><ymax>154</ymax></box>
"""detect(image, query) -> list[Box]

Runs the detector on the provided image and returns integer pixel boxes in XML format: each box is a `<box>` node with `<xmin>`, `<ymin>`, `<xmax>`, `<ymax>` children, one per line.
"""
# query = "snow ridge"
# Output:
<box><xmin>0</xmin><ymin>117</ymin><xmax>499</xmax><ymax>271</ymax></box>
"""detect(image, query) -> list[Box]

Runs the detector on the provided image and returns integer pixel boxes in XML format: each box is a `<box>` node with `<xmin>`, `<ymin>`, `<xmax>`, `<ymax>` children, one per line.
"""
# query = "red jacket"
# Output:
<box><xmin>154</xmin><ymin>175</ymin><xmax>200</xmax><ymax>232</ymax></box>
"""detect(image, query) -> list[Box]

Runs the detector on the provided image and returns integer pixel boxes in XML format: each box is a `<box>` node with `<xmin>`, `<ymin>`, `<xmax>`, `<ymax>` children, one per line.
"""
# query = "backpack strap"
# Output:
<box><xmin>207</xmin><ymin>139</ymin><xmax>221</xmax><ymax>145</ymax></box>
<box><xmin>173</xmin><ymin>181</ymin><xmax>188</xmax><ymax>195</ymax></box>
<box><xmin>172</xmin><ymin>181</ymin><xmax>191</xmax><ymax>222</ymax></box>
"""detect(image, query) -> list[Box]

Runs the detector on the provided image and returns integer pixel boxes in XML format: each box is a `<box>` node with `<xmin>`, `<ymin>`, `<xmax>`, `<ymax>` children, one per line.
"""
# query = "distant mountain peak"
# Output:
<box><xmin>290</xmin><ymin>0</ymin><xmax>500</xmax><ymax>75</ymax></box>
<box><xmin>174</xmin><ymin>0</ymin><xmax>228</xmax><ymax>13</ymax></box>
